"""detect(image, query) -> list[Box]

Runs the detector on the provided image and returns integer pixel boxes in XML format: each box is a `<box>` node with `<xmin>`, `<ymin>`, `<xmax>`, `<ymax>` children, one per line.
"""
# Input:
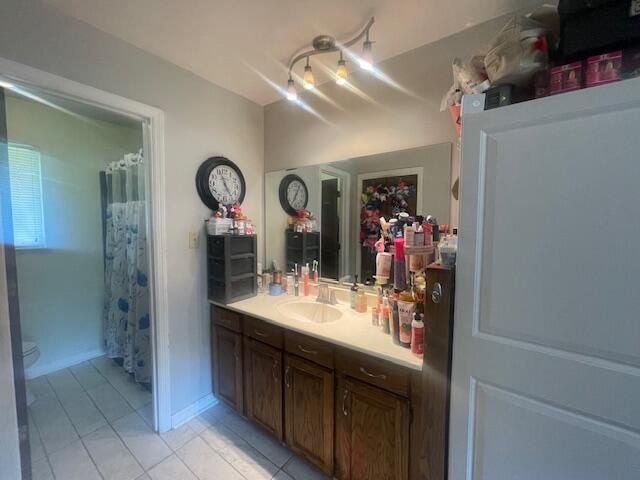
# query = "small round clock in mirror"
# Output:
<box><xmin>196</xmin><ymin>156</ymin><xmax>246</xmax><ymax>210</ymax></box>
<box><xmin>279</xmin><ymin>174</ymin><xmax>308</xmax><ymax>216</ymax></box>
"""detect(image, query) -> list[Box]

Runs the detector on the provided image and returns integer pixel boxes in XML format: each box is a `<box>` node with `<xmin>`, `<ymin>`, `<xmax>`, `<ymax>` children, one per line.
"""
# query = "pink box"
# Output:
<box><xmin>550</xmin><ymin>61</ymin><xmax>583</xmax><ymax>95</ymax></box>
<box><xmin>585</xmin><ymin>51</ymin><xmax>622</xmax><ymax>87</ymax></box>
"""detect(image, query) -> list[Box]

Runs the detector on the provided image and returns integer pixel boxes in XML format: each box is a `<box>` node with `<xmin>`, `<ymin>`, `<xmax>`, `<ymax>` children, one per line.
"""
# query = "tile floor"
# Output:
<box><xmin>28</xmin><ymin>356</ymin><xmax>328</xmax><ymax>480</ymax></box>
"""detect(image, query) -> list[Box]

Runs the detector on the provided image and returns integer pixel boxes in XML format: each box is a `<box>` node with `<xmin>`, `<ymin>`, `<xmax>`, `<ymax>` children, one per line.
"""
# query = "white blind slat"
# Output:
<box><xmin>8</xmin><ymin>144</ymin><xmax>45</xmax><ymax>248</ymax></box>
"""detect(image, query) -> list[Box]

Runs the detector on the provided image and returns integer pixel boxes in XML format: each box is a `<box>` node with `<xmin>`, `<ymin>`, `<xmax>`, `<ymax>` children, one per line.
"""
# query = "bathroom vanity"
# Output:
<box><xmin>209</xmin><ymin>264</ymin><xmax>454</xmax><ymax>480</ymax></box>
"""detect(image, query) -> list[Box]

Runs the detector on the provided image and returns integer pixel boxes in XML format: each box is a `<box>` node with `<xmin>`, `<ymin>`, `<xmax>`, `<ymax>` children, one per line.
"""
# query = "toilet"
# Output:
<box><xmin>22</xmin><ymin>341</ymin><xmax>40</xmax><ymax>406</ymax></box>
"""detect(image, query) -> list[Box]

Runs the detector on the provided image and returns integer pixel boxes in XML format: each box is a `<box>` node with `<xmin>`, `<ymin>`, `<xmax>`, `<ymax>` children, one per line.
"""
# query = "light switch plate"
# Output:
<box><xmin>189</xmin><ymin>231</ymin><xmax>199</xmax><ymax>249</ymax></box>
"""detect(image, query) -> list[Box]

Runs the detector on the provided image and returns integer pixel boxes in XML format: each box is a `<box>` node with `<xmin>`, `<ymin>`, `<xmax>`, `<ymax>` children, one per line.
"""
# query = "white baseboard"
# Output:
<box><xmin>26</xmin><ymin>348</ymin><xmax>105</xmax><ymax>379</ymax></box>
<box><xmin>171</xmin><ymin>393</ymin><xmax>219</xmax><ymax>430</ymax></box>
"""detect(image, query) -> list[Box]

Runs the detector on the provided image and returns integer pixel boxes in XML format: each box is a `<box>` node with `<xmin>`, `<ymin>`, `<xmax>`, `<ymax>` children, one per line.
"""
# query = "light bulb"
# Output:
<box><xmin>286</xmin><ymin>78</ymin><xmax>297</xmax><ymax>101</ymax></box>
<box><xmin>336</xmin><ymin>58</ymin><xmax>348</xmax><ymax>86</ymax></box>
<box><xmin>303</xmin><ymin>64</ymin><xmax>315</xmax><ymax>90</ymax></box>
<box><xmin>359</xmin><ymin>40</ymin><xmax>373</xmax><ymax>71</ymax></box>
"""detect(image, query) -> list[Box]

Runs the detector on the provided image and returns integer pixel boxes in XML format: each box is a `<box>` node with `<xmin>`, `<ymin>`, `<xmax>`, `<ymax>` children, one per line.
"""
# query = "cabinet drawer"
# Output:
<box><xmin>285</xmin><ymin>331</ymin><xmax>333</xmax><ymax>369</ymax></box>
<box><xmin>211</xmin><ymin>306</ymin><xmax>242</xmax><ymax>333</ymax></box>
<box><xmin>243</xmin><ymin>316</ymin><xmax>283</xmax><ymax>348</ymax></box>
<box><xmin>335</xmin><ymin>349</ymin><xmax>409</xmax><ymax>397</ymax></box>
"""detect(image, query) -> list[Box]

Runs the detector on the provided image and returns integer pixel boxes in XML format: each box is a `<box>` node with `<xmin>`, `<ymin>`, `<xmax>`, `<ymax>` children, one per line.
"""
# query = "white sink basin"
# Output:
<box><xmin>276</xmin><ymin>301</ymin><xmax>343</xmax><ymax>324</ymax></box>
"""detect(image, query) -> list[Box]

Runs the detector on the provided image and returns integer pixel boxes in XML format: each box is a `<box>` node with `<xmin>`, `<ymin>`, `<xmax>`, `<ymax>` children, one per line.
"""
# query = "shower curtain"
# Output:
<box><xmin>102</xmin><ymin>151</ymin><xmax>151</xmax><ymax>384</ymax></box>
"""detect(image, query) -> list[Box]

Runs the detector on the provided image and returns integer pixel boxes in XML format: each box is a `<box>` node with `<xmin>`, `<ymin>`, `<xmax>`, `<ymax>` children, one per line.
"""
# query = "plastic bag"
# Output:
<box><xmin>439</xmin><ymin>55</ymin><xmax>488</xmax><ymax>112</ymax></box>
<box><xmin>484</xmin><ymin>15</ymin><xmax>549</xmax><ymax>87</ymax></box>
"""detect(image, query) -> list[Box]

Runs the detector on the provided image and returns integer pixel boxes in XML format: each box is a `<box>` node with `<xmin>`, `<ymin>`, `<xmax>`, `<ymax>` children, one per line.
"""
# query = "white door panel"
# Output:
<box><xmin>450</xmin><ymin>79</ymin><xmax>640</xmax><ymax>480</ymax></box>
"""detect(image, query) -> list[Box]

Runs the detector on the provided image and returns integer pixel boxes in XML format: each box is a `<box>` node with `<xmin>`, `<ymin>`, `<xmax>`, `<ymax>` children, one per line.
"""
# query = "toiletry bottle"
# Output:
<box><xmin>380</xmin><ymin>295</ymin><xmax>391</xmax><ymax>334</ymax></box>
<box><xmin>293</xmin><ymin>264</ymin><xmax>299</xmax><ymax>297</ymax></box>
<box><xmin>371</xmin><ymin>306</ymin><xmax>379</xmax><ymax>326</ymax></box>
<box><xmin>356</xmin><ymin>286</ymin><xmax>367</xmax><ymax>313</ymax></box>
<box><xmin>303</xmin><ymin>264</ymin><xmax>310</xmax><ymax>296</ymax></box>
<box><xmin>411</xmin><ymin>312</ymin><xmax>425</xmax><ymax>358</ymax></box>
<box><xmin>312</xmin><ymin>260</ymin><xmax>319</xmax><ymax>283</ymax></box>
<box><xmin>397</xmin><ymin>289</ymin><xmax>415</xmax><ymax>349</ymax></box>
<box><xmin>350</xmin><ymin>275</ymin><xmax>358</xmax><ymax>309</ymax></box>
<box><xmin>393</xmin><ymin>236</ymin><xmax>407</xmax><ymax>291</ymax></box>
<box><xmin>257</xmin><ymin>262</ymin><xmax>264</xmax><ymax>293</ymax></box>
<box><xmin>390</xmin><ymin>292</ymin><xmax>401</xmax><ymax>345</ymax></box>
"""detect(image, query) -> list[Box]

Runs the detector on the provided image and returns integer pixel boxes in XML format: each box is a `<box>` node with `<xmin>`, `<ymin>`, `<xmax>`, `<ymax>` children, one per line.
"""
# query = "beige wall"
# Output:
<box><xmin>265</xmin><ymin>16</ymin><xmax>510</xmax><ymax>228</ymax></box>
<box><xmin>7</xmin><ymin>95</ymin><xmax>142</xmax><ymax>376</ymax></box>
<box><xmin>0</xmin><ymin>0</ymin><xmax>264</xmax><ymax>417</ymax></box>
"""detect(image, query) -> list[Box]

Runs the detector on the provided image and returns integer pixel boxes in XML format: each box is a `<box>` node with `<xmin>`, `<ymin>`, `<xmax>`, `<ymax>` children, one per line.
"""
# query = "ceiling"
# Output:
<box><xmin>44</xmin><ymin>0</ymin><xmax>540</xmax><ymax>105</ymax></box>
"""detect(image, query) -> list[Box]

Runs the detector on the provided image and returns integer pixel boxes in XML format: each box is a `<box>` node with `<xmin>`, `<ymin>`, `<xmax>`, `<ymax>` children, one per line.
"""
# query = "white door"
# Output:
<box><xmin>449</xmin><ymin>78</ymin><xmax>640</xmax><ymax>480</ymax></box>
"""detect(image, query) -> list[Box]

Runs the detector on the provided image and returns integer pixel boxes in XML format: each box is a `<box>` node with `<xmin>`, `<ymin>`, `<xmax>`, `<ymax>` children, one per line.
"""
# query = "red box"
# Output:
<box><xmin>585</xmin><ymin>51</ymin><xmax>622</xmax><ymax>87</ymax></box>
<box><xmin>550</xmin><ymin>61</ymin><xmax>583</xmax><ymax>95</ymax></box>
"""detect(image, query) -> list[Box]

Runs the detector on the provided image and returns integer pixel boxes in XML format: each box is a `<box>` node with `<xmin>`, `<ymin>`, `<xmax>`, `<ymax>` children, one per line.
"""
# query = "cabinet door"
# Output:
<box><xmin>244</xmin><ymin>337</ymin><xmax>283</xmax><ymax>440</ymax></box>
<box><xmin>211</xmin><ymin>325</ymin><xmax>243</xmax><ymax>412</ymax></box>
<box><xmin>284</xmin><ymin>354</ymin><xmax>334</xmax><ymax>474</ymax></box>
<box><xmin>335</xmin><ymin>376</ymin><xmax>409</xmax><ymax>480</ymax></box>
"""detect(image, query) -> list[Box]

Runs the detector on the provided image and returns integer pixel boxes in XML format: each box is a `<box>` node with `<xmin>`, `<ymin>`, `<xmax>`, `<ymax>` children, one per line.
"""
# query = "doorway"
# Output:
<box><xmin>0</xmin><ymin>60</ymin><xmax>169</xmax><ymax>480</ymax></box>
<box><xmin>320</xmin><ymin>176</ymin><xmax>339</xmax><ymax>281</ymax></box>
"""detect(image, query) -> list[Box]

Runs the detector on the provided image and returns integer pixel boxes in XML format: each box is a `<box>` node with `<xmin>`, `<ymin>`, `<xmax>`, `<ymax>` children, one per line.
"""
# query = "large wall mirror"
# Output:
<box><xmin>265</xmin><ymin>143</ymin><xmax>452</xmax><ymax>283</ymax></box>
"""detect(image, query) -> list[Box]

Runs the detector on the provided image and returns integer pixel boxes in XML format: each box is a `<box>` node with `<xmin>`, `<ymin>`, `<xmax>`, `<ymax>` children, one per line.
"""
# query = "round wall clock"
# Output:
<box><xmin>279</xmin><ymin>174</ymin><xmax>308</xmax><ymax>216</ymax></box>
<box><xmin>196</xmin><ymin>156</ymin><xmax>246</xmax><ymax>210</ymax></box>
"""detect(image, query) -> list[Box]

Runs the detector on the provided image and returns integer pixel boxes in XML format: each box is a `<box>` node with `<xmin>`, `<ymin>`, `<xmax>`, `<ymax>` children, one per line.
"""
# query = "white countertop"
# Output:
<box><xmin>209</xmin><ymin>292</ymin><xmax>423</xmax><ymax>371</ymax></box>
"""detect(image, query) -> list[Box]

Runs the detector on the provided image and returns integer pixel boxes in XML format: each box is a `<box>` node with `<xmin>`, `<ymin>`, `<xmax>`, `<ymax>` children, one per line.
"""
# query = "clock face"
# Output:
<box><xmin>279</xmin><ymin>174</ymin><xmax>308</xmax><ymax>216</ymax></box>
<box><xmin>196</xmin><ymin>156</ymin><xmax>246</xmax><ymax>211</ymax></box>
<box><xmin>286</xmin><ymin>180</ymin><xmax>307</xmax><ymax>210</ymax></box>
<box><xmin>208</xmin><ymin>164</ymin><xmax>242</xmax><ymax>205</ymax></box>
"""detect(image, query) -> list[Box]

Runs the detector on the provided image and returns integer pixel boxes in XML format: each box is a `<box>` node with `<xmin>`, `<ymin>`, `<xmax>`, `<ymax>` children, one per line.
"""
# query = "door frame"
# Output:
<box><xmin>0</xmin><ymin>57</ymin><xmax>171</xmax><ymax>433</ymax></box>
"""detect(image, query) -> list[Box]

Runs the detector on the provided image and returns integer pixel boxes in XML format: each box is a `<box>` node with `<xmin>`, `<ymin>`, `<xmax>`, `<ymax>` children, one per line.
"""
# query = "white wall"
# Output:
<box><xmin>265</xmin><ymin>16</ymin><xmax>510</xmax><ymax>228</ymax></box>
<box><xmin>6</xmin><ymin>95</ymin><xmax>142</xmax><ymax>376</ymax></box>
<box><xmin>0</xmin><ymin>0</ymin><xmax>264</xmax><ymax>416</ymax></box>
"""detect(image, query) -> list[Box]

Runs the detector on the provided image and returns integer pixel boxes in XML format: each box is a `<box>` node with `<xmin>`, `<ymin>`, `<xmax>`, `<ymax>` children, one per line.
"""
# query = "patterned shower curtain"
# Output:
<box><xmin>103</xmin><ymin>151</ymin><xmax>151</xmax><ymax>384</ymax></box>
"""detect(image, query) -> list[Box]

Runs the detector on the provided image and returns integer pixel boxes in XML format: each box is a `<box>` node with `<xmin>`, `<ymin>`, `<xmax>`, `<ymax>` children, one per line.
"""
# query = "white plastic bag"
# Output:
<box><xmin>484</xmin><ymin>15</ymin><xmax>549</xmax><ymax>87</ymax></box>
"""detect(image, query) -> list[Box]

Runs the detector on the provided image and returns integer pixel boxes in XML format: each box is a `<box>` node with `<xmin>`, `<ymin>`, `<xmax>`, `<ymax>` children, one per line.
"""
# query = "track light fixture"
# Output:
<box><xmin>303</xmin><ymin>58</ymin><xmax>315</xmax><ymax>90</ymax></box>
<box><xmin>286</xmin><ymin>76</ymin><xmax>297</xmax><ymax>101</ymax></box>
<box><xmin>285</xmin><ymin>17</ymin><xmax>374</xmax><ymax>100</ymax></box>
<box><xmin>335</xmin><ymin>51</ymin><xmax>348</xmax><ymax>86</ymax></box>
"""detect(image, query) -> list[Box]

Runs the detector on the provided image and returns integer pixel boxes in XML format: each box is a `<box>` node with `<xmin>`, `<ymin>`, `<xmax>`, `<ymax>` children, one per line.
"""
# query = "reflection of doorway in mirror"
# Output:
<box><xmin>357</xmin><ymin>167</ymin><xmax>423</xmax><ymax>283</ymax></box>
<box><xmin>319</xmin><ymin>166</ymin><xmax>350</xmax><ymax>281</ymax></box>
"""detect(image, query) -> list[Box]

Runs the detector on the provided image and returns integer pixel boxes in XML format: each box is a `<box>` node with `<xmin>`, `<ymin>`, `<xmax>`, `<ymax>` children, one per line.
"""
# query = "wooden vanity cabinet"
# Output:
<box><xmin>284</xmin><ymin>353</ymin><xmax>334</xmax><ymax>474</ymax></box>
<box><xmin>335</xmin><ymin>374</ymin><xmax>410</xmax><ymax>480</ymax></box>
<box><xmin>211</xmin><ymin>325</ymin><xmax>243</xmax><ymax>412</ymax></box>
<box><xmin>243</xmin><ymin>336</ymin><xmax>284</xmax><ymax>440</ymax></box>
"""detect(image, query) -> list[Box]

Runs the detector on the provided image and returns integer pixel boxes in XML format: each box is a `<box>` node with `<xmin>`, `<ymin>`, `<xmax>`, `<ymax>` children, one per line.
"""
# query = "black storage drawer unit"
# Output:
<box><xmin>285</xmin><ymin>231</ymin><xmax>320</xmax><ymax>272</ymax></box>
<box><xmin>207</xmin><ymin>234</ymin><xmax>257</xmax><ymax>304</ymax></box>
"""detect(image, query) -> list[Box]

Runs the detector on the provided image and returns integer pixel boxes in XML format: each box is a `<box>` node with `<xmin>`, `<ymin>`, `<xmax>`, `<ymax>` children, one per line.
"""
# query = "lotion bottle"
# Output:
<box><xmin>303</xmin><ymin>263</ymin><xmax>310</xmax><ymax>296</ymax></box>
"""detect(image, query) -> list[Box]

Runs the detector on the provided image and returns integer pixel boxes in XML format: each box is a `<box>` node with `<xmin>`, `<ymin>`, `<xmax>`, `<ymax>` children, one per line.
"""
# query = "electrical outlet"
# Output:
<box><xmin>188</xmin><ymin>231</ymin><xmax>199</xmax><ymax>249</ymax></box>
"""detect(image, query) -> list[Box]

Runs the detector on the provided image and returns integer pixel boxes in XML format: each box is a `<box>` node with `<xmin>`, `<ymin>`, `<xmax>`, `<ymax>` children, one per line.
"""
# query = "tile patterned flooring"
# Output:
<box><xmin>28</xmin><ymin>356</ymin><xmax>328</xmax><ymax>480</ymax></box>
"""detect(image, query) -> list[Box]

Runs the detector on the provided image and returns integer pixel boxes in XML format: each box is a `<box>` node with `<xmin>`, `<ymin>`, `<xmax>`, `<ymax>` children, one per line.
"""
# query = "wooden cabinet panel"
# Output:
<box><xmin>284</xmin><ymin>354</ymin><xmax>334</xmax><ymax>474</ymax></box>
<box><xmin>284</xmin><ymin>330</ymin><xmax>334</xmax><ymax>369</ymax></box>
<box><xmin>335</xmin><ymin>348</ymin><xmax>409</xmax><ymax>397</ymax></box>
<box><xmin>211</xmin><ymin>306</ymin><xmax>242</xmax><ymax>333</ymax></box>
<box><xmin>243</xmin><ymin>315</ymin><xmax>283</xmax><ymax>349</ymax></box>
<box><xmin>243</xmin><ymin>337</ymin><xmax>283</xmax><ymax>440</ymax></box>
<box><xmin>211</xmin><ymin>324</ymin><xmax>243</xmax><ymax>412</ymax></box>
<box><xmin>335</xmin><ymin>375</ymin><xmax>409</xmax><ymax>480</ymax></box>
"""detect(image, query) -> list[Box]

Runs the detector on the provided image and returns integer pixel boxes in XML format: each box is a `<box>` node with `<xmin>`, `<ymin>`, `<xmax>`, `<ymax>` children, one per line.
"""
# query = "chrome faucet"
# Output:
<box><xmin>316</xmin><ymin>284</ymin><xmax>338</xmax><ymax>305</ymax></box>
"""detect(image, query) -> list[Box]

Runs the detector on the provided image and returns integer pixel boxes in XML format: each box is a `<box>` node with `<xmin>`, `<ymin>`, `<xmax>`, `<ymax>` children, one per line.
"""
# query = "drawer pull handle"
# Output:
<box><xmin>359</xmin><ymin>367</ymin><xmax>387</xmax><ymax>380</ymax></box>
<box><xmin>272</xmin><ymin>360</ymin><xmax>279</xmax><ymax>381</ymax></box>
<box><xmin>285</xmin><ymin>366</ymin><xmax>290</xmax><ymax>388</ymax></box>
<box><xmin>342</xmin><ymin>388</ymin><xmax>349</xmax><ymax>416</ymax></box>
<box><xmin>254</xmin><ymin>329</ymin><xmax>269</xmax><ymax>338</ymax></box>
<box><xmin>297</xmin><ymin>344</ymin><xmax>317</xmax><ymax>355</ymax></box>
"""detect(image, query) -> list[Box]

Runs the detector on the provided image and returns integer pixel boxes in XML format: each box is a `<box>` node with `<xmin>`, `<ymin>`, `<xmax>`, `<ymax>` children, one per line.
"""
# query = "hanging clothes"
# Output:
<box><xmin>102</xmin><ymin>151</ymin><xmax>151</xmax><ymax>384</ymax></box>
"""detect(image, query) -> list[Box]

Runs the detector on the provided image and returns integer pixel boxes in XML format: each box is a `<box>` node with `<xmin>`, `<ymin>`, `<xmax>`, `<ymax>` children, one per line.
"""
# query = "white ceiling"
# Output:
<box><xmin>44</xmin><ymin>0</ymin><xmax>539</xmax><ymax>105</ymax></box>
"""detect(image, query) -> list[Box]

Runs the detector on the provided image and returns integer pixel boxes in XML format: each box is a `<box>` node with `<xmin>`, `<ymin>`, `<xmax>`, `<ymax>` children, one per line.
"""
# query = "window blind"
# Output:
<box><xmin>8</xmin><ymin>144</ymin><xmax>45</xmax><ymax>248</ymax></box>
